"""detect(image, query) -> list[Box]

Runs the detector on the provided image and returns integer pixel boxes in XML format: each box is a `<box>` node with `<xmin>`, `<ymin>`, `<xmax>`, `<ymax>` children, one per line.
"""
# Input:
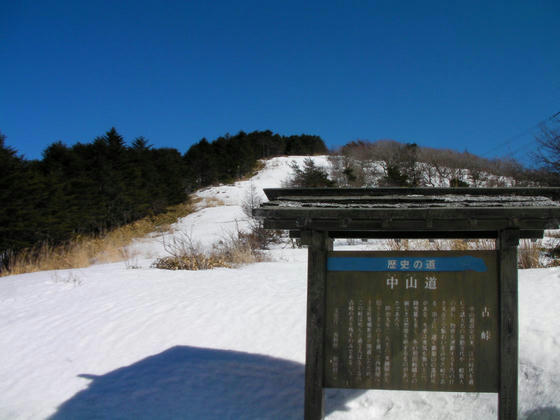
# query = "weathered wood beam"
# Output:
<box><xmin>262</xmin><ymin>214</ymin><xmax>557</xmax><ymax>232</ymax></box>
<box><xmin>305</xmin><ymin>231</ymin><xmax>332</xmax><ymax>420</ymax></box>
<box><xmin>498</xmin><ymin>229</ymin><xmax>520</xmax><ymax>420</ymax></box>
<box><xmin>289</xmin><ymin>230</ymin><xmax>544</xmax><ymax>240</ymax></box>
<box><xmin>263</xmin><ymin>187</ymin><xmax>560</xmax><ymax>201</ymax></box>
<box><xmin>255</xmin><ymin>206</ymin><xmax>560</xmax><ymax>221</ymax></box>
<box><xmin>266</xmin><ymin>196</ymin><xmax>555</xmax><ymax>208</ymax></box>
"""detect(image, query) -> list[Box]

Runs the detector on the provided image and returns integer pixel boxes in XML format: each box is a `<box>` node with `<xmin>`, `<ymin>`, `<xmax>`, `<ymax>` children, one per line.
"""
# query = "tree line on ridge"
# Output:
<box><xmin>0</xmin><ymin>128</ymin><xmax>327</xmax><ymax>269</ymax></box>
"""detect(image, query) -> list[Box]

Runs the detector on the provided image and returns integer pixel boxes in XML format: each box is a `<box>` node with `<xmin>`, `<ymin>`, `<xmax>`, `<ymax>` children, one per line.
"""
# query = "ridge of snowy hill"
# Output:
<box><xmin>126</xmin><ymin>156</ymin><xmax>330</xmax><ymax>259</ymax></box>
<box><xmin>0</xmin><ymin>156</ymin><xmax>559</xmax><ymax>420</ymax></box>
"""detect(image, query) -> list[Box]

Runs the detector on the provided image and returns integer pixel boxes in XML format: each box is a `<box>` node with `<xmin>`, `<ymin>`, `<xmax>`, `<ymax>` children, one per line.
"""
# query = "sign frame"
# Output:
<box><xmin>324</xmin><ymin>250</ymin><xmax>499</xmax><ymax>392</ymax></box>
<box><xmin>302</xmin><ymin>229</ymin><xmax>519</xmax><ymax>420</ymax></box>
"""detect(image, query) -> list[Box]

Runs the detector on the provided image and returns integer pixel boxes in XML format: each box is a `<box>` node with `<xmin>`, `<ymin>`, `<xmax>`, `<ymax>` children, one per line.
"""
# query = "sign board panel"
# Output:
<box><xmin>324</xmin><ymin>250</ymin><xmax>498</xmax><ymax>392</ymax></box>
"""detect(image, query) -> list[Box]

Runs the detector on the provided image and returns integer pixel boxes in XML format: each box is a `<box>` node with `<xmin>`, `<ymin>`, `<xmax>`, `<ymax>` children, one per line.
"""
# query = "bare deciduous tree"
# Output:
<box><xmin>534</xmin><ymin>117</ymin><xmax>560</xmax><ymax>176</ymax></box>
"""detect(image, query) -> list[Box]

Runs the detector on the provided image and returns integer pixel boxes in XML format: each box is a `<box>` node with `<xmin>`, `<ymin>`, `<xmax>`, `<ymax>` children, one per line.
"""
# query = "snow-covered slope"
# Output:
<box><xmin>0</xmin><ymin>156</ymin><xmax>558</xmax><ymax>419</ymax></box>
<box><xmin>126</xmin><ymin>156</ymin><xmax>330</xmax><ymax>259</ymax></box>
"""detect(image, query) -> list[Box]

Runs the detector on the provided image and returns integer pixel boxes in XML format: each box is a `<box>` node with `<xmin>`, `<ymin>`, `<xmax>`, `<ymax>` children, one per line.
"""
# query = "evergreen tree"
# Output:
<box><xmin>1</xmin><ymin>128</ymin><xmax>328</xmax><ymax>263</ymax></box>
<box><xmin>286</xmin><ymin>158</ymin><xmax>336</xmax><ymax>187</ymax></box>
<box><xmin>0</xmin><ymin>134</ymin><xmax>49</xmax><ymax>268</ymax></box>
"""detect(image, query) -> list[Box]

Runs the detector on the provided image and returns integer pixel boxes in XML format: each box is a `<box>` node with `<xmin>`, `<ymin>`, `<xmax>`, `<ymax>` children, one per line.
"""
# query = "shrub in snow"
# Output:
<box><xmin>152</xmin><ymin>228</ymin><xmax>270</xmax><ymax>271</ymax></box>
<box><xmin>152</xmin><ymin>255</ymin><xmax>233</xmax><ymax>270</ymax></box>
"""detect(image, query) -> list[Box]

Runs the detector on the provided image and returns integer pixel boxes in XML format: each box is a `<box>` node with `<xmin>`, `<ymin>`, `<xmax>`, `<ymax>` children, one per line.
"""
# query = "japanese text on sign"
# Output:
<box><xmin>325</xmin><ymin>251</ymin><xmax>498</xmax><ymax>392</ymax></box>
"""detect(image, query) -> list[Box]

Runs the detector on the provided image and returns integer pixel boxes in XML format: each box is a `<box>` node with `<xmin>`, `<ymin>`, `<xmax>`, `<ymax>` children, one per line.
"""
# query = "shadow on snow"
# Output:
<box><xmin>524</xmin><ymin>407</ymin><xmax>560</xmax><ymax>420</ymax></box>
<box><xmin>49</xmin><ymin>346</ymin><xmax>365</xmax><ymax>420</ymax></box>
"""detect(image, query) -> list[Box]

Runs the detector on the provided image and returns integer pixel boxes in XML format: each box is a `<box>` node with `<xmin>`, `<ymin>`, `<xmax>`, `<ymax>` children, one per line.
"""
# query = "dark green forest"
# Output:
<box><xmin>0</xmin><ymin>129</ymin><xmax>327</xmax><ymax>267</ymax></box>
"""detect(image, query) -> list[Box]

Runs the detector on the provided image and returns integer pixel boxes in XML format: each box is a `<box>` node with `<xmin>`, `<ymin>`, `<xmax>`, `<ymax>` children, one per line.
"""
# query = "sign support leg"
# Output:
<box><xmin>498</xmin><ymin>229</ymin><xmax>519</xmax><ymax>420</ymax></box>
<box><xmin>304</xmin><ymin>231</ymin><xmax>332</xmax><ymax>420</ymax></box>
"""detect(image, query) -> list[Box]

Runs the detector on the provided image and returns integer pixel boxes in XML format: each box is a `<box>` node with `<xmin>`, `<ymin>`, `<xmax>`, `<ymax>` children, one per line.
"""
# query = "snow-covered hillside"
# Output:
<box><xmin>126</xmin><ymin>156</ymin><xmax>330</xmax><ymax>259</ymax></box>
<box><xmin>1</xmin><ymin>156</ymin><xmax>559</xmax><ymax>420</ymax></box>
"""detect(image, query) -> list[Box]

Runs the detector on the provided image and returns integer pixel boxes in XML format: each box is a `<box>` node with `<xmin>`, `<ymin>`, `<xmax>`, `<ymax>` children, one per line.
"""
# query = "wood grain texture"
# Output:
<box><xmin>263</xmin><ymin>187</ymin><xmax>560</xmax><ymax>201</ymax></box>
<box><xmin>304</xmin><ymin>231</ymin><xmax>332</xmax><ymax>420</ymax></box>
<box><xmin>289</xmin><ymin>230</ymin><xmax>543</xmax><ymax>240</ymax></box>
<box><xmin>255</xmin><ymin>188</ymin><xmax>560</xmax><ymax>236</ymax></box>
<box><xmin>498</xmin><ymin>229</ymin><xmax>519</xmax><ymax>420</ymax></box>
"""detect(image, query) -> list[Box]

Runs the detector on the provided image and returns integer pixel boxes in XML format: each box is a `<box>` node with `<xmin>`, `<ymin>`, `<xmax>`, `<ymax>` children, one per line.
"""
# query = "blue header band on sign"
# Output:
<box><xmin>327</xmin><ymin>256</ymin><xmax>487</xmax><ymax>272</ymax></box>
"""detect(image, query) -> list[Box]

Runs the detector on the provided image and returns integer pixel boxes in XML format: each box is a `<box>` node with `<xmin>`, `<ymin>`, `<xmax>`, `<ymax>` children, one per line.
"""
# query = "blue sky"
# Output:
<box><xmin>1</xmin><ymin>0</ymin><xmax>559</xmax><ymax>164</ymax></box>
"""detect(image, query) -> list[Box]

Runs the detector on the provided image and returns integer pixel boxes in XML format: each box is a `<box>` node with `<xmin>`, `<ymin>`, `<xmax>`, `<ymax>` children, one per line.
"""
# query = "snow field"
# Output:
<box><xmin>1</xmin><ymin>156</ymin><xmax>559</xmax><ymax>419</ymax></box>
<box><xmin>0</xmin><ymin>256</ymin><xmax>309</xmax><ymax>419</ymax></box>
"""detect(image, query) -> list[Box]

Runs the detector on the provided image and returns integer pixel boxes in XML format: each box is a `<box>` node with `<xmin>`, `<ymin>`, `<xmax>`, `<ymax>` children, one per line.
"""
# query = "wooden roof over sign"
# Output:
<box><xmin>254</xmin><ymin>187</ymin><xmax>560</xmax><ymax>239</ymax></box>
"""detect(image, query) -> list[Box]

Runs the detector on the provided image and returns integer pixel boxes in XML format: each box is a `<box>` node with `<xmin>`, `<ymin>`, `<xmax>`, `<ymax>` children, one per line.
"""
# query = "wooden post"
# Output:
<box><xmin>304</xmin><ymin>231</ymin><xmax>332</xmax><ymax>420</ymax></box>
<box><xmin>498</xmin><ymin>229</ymin><xmax>519</xmax><ymax>420</ymax></box>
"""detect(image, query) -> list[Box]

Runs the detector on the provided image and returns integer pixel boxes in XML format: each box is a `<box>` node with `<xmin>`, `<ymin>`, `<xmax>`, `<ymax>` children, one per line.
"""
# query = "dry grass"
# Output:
<box><xmin>545</xmin><ymin>229</ymin><xmax>560</xmax><ymax>238</ymax></box>
<box><xmin>1</xmin><ymin>201</ymin><xmax>196</xmax><ymax>277</ymax></box>
<box><xmin>149</xmin><ymin>202</ymin><xmax>197</xmax><ymax>232</ymax></box>
<box><xmin>3</xmin><ymin>240</ymin><xmax>97</xmax><ymax>276</ymax></box>
<box><xmin>152</xmin><ymin>224</ymin><xmax>270</xmax><ymax>271</ymax></box>
<box><xmin>152</xmin><ymin>254</ymin><xmax>236</xmax><ymax>270</ymax></box>
<box><xmin>385</xmin><ymin>238</ymin><xmax>548</xmax><ymax>269</ymax></box>
<box><xmin>385</xmin><ymin>238</ymin><xmax>495</xmax><ymax>252</ymax></box>
<box><xmin>517</xmin><ymin>239</ymin><xmax>544</xmax><ymax>269</ymax></box>
<box><xmin>385</xmin><ymin>239</ymin><xmax>410</xmax><ymax>251</ymax></box>
<box><xmin>238</xmin><ymin>160</ymin><xmax>266</xmax><ymax>182</ymax></box>
<box><xmin>190</xmin><ymin>196</ymin><xmax>225</xmax><ymax>210</ymax></box>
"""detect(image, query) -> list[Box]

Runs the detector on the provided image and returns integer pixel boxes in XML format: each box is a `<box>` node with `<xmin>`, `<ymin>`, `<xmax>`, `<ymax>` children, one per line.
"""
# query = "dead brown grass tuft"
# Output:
<box><xmin>517</xmin><ymin>239</ymin><xmax>544</xmax><ymax>269</ymax></box>
<box><xmin>386</xmin><ymin>239</ymin><xmax>410</xmax><ymax>251</ymax></box>
<box><xmin>151</xmin><ymin>255</ymin><xmax>234</xmax><ymax>270</ymax></box>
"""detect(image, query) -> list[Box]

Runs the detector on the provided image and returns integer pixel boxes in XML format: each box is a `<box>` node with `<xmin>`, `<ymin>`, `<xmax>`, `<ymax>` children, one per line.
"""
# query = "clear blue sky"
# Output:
<box><xmin>1</xmin><ymin>0</ymin><xmax>559</xmax><ymax>164</ymax></box>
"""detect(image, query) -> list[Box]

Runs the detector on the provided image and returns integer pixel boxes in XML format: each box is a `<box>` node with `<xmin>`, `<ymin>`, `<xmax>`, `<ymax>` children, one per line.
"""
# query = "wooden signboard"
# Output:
<box><xmin>324</xmin><ymin>251</ymin><xmax>499</xmax><ymax>392</ymax></box>
<box><xmin>254</xmin><ymin>188</ymin><xmax>558</xmax><ymax>420</ymax></box>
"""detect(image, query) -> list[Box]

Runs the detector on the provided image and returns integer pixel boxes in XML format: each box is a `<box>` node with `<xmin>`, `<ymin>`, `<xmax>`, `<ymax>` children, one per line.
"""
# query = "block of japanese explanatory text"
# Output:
<box><xmin>324</xmin><ymin>251</ymin><xmax>498</xmax><ymax>392</ymax></box>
